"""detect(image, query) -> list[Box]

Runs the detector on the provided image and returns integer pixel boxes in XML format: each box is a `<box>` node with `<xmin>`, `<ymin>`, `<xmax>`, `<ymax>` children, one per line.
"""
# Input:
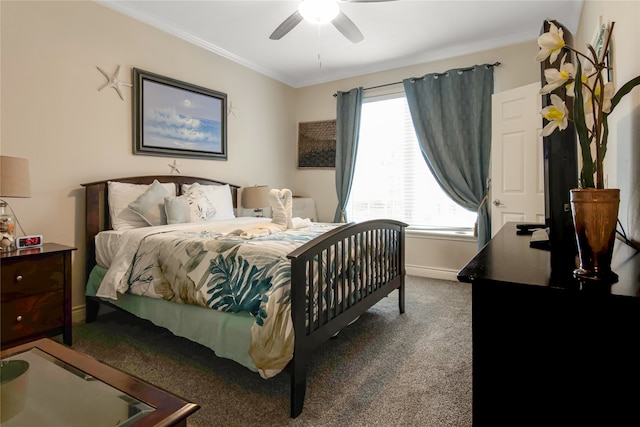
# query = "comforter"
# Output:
<box><xmin>96</xmin><ymin>218</ymin><xmax>339</xmax><ymax>378</ymax></box>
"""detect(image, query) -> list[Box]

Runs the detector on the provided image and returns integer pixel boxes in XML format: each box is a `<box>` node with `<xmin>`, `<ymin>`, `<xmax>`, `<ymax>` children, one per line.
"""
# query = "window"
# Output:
<box><xmin>345</xmin><ymin>93</ymin><xmax>477</xmax><ymax>231</ymax></box>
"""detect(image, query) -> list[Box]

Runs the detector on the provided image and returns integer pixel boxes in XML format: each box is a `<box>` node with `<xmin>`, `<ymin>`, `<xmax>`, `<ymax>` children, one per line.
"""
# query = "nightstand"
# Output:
<box><xmin>1</xmin><ymin>243</ymin><xmax>76</xmax><ymax>348</ymax></box>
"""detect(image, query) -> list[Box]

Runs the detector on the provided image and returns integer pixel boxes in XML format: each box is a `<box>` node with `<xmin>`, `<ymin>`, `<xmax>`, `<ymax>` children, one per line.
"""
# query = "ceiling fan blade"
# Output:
<box><xmin>332</xmin><ymin>11</ymin><xmax>364</xmax><ymax>43</ymax></box>
<box><xmin>269</xmin><ymin>10</ymin><xmax>304</xmax><ymax>40</ymax></box>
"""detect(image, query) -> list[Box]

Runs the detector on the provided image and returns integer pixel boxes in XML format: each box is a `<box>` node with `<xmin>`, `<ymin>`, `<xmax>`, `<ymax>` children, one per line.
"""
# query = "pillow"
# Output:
<box><xmin>182</xmin><ymin>183</ymin><xmax>216</xmax><ymax>222</ymax></box>
<box><xmin>127</xmin><ymin>180</ymin><xmax>170</xmax><ymax>226</ymax></box>
<box><xmin>181</xmin><ymin>183</ymin><xmax>236</xmax><ymax>220</ymax></box>
<box><xmin>202</xmin><ymin>184</ymin><xmax>236</xmax><ymax>220</ymax></box>
<box><xmin>107</xmin><ymin>181</ymin><xmax>176</xmax><ymax>231</ymax></box>
<box><xmin>164</xmin><ymin>196</ymin><xmax>190</xmax><ymax>224</ymax></box>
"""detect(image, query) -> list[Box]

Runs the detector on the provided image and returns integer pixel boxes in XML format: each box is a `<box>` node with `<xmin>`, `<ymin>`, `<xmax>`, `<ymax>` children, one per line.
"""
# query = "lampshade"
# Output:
<box><xmin>298</xmin><ymin>0</ymin><xmax>339</xmax><ymax>24</ymax></box>
<box><xmin>0</xmin><ymin>156</ymin><xmax>31</xmax><ymax>198</ymax></box>
<box><xmin>242</xmin><ymin>186</ymin><xmax>270</xmax><ymax>209</ymax></box>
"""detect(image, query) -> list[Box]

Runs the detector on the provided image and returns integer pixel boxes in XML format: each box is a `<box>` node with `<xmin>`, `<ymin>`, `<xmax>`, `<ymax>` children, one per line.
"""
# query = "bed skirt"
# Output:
<box><xmin>86</xmin><ymin>266</ymin><xmax>258</xmax><ymax>372</ymax></box>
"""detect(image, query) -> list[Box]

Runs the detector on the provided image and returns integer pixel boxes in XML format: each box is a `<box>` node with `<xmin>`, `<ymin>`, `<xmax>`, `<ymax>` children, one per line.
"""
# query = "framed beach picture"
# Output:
<box><xmin>133</xmin><ymin>68</ymin><xmax>227</xmax><ymax>160</ymax></box>
<box><xmin>297</xmin><ymin>120</ymin><xmax>336</xmax><ymax>169</ymax></box>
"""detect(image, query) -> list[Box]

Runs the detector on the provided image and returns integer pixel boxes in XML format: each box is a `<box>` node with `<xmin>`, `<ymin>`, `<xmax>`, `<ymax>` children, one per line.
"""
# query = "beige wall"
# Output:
<box><xmin>3</xmin><ymin>1</ymin><xmax>638</xmax><ymax>317</ymax></box>
<box><xmin>293</xmin><ymin>0</ymin><xmax>640</xmax><ymax>276</ymax></box>
<box><xmin>574</xmin><ymin>0</ymin><xmax>640</xmax><ymax>244</ymax></box>
<box><xmin>1</xmin><ymin>1</ymin><xmax>297</xmax><ymax>317</ymax></box>
<box><xmin>293</xmin><ymin>41</ymin><xmax>541</xmax><ymax>277</ymax></box>
<box><xmin>293</xmin><ymin>41</ymin><xmax>541</xmax><ymax>221</ymax></box>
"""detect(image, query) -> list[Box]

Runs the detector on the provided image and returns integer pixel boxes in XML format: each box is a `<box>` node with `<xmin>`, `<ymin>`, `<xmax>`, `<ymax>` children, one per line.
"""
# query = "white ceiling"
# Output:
<box><xmin>96</xmin><ymin>0</ymin><xmax>584</xmax><ymax>88</ymax></box>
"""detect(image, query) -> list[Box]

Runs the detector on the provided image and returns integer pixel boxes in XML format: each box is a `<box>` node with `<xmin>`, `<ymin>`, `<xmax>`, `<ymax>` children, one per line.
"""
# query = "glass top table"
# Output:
<box><xmin>1</xmin><ymin>339</ymin><xmax>199</xmax><ymax>427</ymax></box>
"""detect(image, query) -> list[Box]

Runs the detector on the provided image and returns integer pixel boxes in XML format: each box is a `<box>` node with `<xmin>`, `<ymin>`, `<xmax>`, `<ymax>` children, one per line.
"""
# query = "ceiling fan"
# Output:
<box><xmin>269</xmin><ymin>0</ymin><xmax>397</xmax><ymax>44</ymax></box>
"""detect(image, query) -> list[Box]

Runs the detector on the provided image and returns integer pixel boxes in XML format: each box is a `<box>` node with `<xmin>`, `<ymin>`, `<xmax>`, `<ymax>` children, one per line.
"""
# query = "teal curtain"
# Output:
<box><xmin>403</xmin><ymin>65</ymin><xmax>494</xmax><ymax>248</ymax></box>
<box><xmin>334</xmin><ymin>87</ymin><xmax>363</xmax><ymax>223</ymax></box>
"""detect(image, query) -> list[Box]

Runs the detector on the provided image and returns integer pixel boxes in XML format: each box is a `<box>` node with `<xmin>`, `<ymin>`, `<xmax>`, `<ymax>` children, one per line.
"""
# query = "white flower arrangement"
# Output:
<box><xmin>536</xmin><ymin>20</ymin><xmax>640</xmax><ymax>189</ymax></box>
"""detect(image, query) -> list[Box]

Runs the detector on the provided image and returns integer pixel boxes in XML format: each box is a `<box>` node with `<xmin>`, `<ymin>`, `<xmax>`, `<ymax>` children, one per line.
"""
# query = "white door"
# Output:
<box><xmin>490</xmin><ymin>82</ymin><xmax>545</xmax><ymax>236</ymax></box>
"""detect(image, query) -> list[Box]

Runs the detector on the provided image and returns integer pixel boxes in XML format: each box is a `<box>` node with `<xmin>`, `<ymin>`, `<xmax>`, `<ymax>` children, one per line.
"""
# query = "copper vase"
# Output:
<box><xmin>569</xmin><ymin>188</ymin><xmax>620</xmax><ymax>282</ymax></box>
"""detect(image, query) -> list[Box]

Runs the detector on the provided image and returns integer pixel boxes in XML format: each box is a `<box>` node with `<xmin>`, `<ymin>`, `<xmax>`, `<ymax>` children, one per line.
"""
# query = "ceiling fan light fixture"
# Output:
<box><xmin>298</xmin><ymin>0</ymin><xmax>339</xmax><ymax>25</ymax></box>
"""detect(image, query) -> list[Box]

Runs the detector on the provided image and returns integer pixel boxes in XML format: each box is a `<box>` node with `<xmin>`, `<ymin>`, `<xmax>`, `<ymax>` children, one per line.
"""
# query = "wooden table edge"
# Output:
<box><xmin>1</xmin><ymin>338</ymin><xmax>200</xmax><ymax>426</ymax></box>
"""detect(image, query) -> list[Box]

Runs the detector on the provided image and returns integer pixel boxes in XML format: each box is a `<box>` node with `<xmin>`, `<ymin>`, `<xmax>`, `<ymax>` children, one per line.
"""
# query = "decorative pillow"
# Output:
<box><xmin>107</xmin><ymin>181</ymin><xmax>176</xmax><ymax>231</ymax></box>
<box><xmin>164</xmin><ymin>196</ymin><xmax>190</xmax><ymax>224</ymax></box>
<box><xmin>203</xmin><ymin>184</ymin><xmax>236</xmax><ymax>220</ymax></box>
<box><xmin>181</xmin><ymin>183</ymin><xmax>235</xmax><ymax>220</ymax></box>
<box><xmin>127</xmin><ymin>180</ymin><xmax>170</xmax><ymax>226</ymax></box>
<box><xmin>182</xmin><ymin>183</ymin><xmax>216</xmax><ymax>222</ymax></box>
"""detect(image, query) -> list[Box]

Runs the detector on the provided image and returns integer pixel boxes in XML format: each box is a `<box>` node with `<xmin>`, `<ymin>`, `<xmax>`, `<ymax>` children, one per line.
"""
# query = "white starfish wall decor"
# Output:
<box><xmin>97</xmin><ymin>65</ymin><xmax>132</xmax><ymax>100</ymax></box>
<box><xmin>227</xmin><ymin>101</ymin><xmax>237</xmax><ymax>117</ymax></box>
<box><xmin>168</xmin><ymin>160</ymin><xmax>182</xmax><ymax>175</ymax></box>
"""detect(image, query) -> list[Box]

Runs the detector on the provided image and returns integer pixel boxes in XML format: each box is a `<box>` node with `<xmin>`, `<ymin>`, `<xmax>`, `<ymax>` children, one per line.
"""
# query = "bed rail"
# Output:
<box><xmin>287</xmin><ymin>219</ymin><xmax>407</xmax><ymax>417</ymax></box>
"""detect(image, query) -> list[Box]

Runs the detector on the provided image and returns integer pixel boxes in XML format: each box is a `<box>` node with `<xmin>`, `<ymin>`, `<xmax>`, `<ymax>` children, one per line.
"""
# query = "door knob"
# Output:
<box><xmin>493</xmin><ymin>199</ymin><xmax>502</xmax><ymax>206</ymax></box>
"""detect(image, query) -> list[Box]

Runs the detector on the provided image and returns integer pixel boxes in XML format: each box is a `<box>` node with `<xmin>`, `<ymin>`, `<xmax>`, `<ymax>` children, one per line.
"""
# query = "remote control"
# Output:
<box><xmin>516</xmin><ymin>223</ymin><xmax>547</xmax><ymax>233</ymax></box>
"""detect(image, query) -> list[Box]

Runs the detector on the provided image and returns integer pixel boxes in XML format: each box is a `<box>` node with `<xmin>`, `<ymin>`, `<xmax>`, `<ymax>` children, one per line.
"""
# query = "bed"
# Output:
<box><xmin>82</xmin><ymin>175</ymin><xmax>406</xmax><ymax>417</ymax></box>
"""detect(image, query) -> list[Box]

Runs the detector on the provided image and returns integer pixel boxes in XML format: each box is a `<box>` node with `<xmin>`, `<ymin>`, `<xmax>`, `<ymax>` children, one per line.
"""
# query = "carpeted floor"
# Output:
<box><xmin>70</xmin><ymin>276</ymin><xmax>472</xmax><ymax>427</ymax></box>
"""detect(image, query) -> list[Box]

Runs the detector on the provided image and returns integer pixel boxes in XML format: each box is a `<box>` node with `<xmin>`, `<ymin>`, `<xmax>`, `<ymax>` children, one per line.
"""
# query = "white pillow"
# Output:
<box><xmin>182</xmin><ymin>183</ymin><xmax>216</xmax><ymax>222</ymax></box>
<box><xmin>182</xmin><ymin>183</ymin><xmax>236</xmax><ymax>220</ymax></box>
<box><xmin>128</xmin><ymin>180</ymin><xmax>170</xmax><ymax>226</ymax></box>
<box><xmin>164</xmin><ymin>195</ymin><xmax>191</xmax><ymax>224</ymax></box>
<box><xmin>107</xmin><ymin>181</ymin><xmax>176</xmax><ymax>230</ymax></box>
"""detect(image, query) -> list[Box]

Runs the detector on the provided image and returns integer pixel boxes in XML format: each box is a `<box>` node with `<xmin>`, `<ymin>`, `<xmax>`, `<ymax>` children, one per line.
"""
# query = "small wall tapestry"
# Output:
<box><xmin>297</xmin><ymin>120</ymin><xmax>336</xmax><ymax>169</ymax></box>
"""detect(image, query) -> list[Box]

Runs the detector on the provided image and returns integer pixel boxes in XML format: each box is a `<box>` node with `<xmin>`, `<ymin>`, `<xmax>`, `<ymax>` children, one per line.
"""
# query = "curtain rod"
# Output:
<box><xmin>332</xmin><ymin>62</ymin><xmax>501</xmax><ymax>97</ymax></box>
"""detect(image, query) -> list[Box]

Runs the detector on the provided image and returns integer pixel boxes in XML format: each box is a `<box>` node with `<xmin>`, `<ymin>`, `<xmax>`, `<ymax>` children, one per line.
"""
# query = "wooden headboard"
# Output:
<box><xmin>81</xmin><ymin>175</ymin><xmax>240</xmax><ymax>279</ymax></box>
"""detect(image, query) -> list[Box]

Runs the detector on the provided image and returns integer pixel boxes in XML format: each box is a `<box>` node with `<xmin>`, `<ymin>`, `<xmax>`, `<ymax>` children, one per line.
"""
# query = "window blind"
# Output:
<box><xmin>346</xmin><ymin>94</ymin><xmax>476</xmax><ymax>229</ymax></box>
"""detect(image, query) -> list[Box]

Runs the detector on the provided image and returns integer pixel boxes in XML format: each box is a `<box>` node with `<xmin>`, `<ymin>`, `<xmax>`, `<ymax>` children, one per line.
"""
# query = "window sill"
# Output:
<box><xmin>406</xmin><ymin>226</ymin><xmax>477</xmax><ymax>242</ymax></box>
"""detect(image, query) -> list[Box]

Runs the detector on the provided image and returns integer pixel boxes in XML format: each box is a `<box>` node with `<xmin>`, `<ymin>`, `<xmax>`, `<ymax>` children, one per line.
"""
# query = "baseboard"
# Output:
<box><xmin>405</xmin><ymin>264</ymin><xmax>459</xmax><ymax>281</ymax></box>
<box><xmin>72</xmin><ymin>305</ymin><xmax>86</xmax><ymax>324</ymax></box>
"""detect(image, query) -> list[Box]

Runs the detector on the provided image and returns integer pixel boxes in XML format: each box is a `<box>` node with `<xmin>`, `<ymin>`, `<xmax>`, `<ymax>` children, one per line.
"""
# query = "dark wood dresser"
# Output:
<box><xmin>1</xmin><ymin>243</ymin><xmax>76</xmax><ymax>348</ymax></box>
<box><xmin>458</xmin><ymin>222</ymin><xmax>640</xmax><ymax>426</ymax></box>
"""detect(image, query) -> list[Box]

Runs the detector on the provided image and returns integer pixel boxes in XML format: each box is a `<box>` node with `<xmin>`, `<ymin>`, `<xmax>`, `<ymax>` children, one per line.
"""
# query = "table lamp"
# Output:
<box><xmin>241</xmin><ymin>185</ymin><xmax>270</xmax><ymax>217</ymax></box>
<box><xmin>0</xmin><ymin>156</ymin><xmax>31</xmax><ymax>252</ymax></box>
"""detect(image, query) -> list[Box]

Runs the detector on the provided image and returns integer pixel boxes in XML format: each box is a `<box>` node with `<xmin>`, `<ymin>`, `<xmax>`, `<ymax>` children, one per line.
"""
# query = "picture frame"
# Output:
<box><xmin>133</xmin><ymin>68</ymin><xmax>227</xmax><ymax>160</ymax></box>
<box><xmin>591</xmin><ymin>16</ymin><xmax>612</xmax><ymax>83</ymax></box>
<box><xmin>297</xmin><ymin>120</ymin><xmax>336</xmax><ymax>169</ymax></box>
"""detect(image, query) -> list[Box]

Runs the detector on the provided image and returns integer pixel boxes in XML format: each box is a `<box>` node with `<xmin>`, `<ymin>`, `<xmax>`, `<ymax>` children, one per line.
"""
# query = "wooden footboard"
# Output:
<box><xmin>287</xmin><ymin>219</ymin><xmax>407</xmax><ymax>418</ymax></box>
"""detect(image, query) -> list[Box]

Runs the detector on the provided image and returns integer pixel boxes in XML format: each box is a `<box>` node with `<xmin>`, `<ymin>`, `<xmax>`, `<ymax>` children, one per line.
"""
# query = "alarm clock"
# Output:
<box><xmin>17</xmin><ymin>235</ymin><xmax>43</xmax><ymax>249</ymax></box>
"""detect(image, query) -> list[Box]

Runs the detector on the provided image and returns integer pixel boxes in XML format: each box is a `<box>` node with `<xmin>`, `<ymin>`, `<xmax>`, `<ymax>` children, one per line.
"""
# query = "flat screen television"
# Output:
<box><xmin>540</xmin><ymin>20</ymin><xmax>578</xmax><ymax>260</ymax></box>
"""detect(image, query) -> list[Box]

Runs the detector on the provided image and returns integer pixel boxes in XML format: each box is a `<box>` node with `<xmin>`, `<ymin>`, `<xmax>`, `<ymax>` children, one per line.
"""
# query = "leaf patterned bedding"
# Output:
<box><xmin>95</xmin><ymin>218</ymin><xmax>340</xmax><ymax>378</ymax></box>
